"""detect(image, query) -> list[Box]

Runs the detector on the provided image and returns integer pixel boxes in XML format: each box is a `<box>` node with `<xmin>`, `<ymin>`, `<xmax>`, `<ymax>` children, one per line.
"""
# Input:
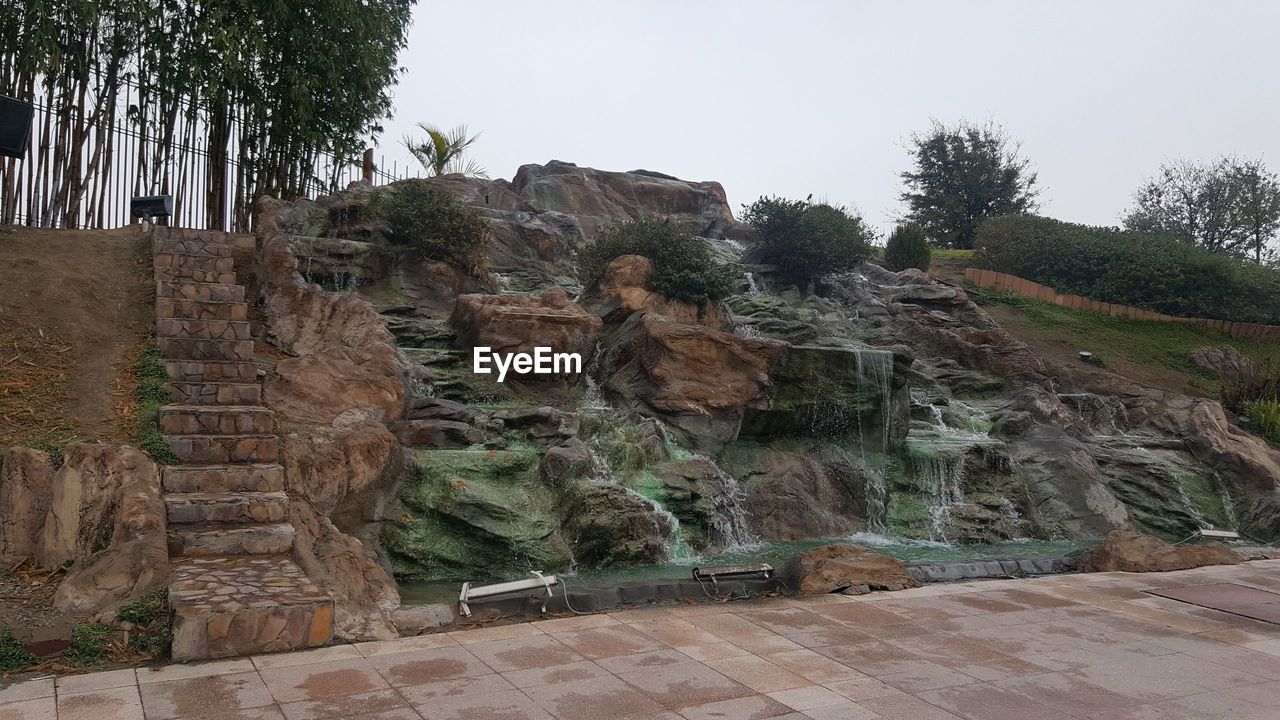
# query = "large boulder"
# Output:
<box><xmin>0</xmin><ymin>448</ymin><xmax>55</xmax><ymax>564</ymax></box>
<box><xmin>450</xmin><ymin>289</ymin><xmax>603</xmax><ymax>380</ymax></box>
<box><xmin>40</xmin><ymin>445</ymin><xmax>168</xmax><ymax>615</ymax></box>
<box><xmin>601</xmin><ymin>312</ymin><xmax>787</xmax><ymax>444</ymax></box>
<box><xmin>720</xmin><ymin>445</ymin><xmax>870</xmax><ymax>540</ymax></box>
<box><xmin>1190</xmin><ymin>346</ymin><xmax>1257</xmax><ymax>380</ymax></box>
<box><xmin>587</xmin><ymin>255</ymin><xmax>728</xmax><ymax>329</ymax></box>
<box><xmin>278</xmin><ymin>411</ymin><xmax>401</xmax><ymax>520</ymax></box>
<box><xmin>784</xmin><ymin>544</ymin><xmax>919</xmax><ymax>595</ymax></box>
<box><xmin>1077</xmin><ymin>530</ymin><xmax>1241</xmax><ymax>573</ymax></box>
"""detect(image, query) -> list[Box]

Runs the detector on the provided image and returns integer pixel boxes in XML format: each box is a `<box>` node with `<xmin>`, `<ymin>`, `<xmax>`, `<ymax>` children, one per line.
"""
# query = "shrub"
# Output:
<box><xmin>741</xmin><ymin>196</ymin><xmax>875</xmax><ymax>287</ymax></box>
<box><xmin>974</xmin><ymin>215</ymin><xmax>1280</xmax><ymax>324</ymax></box>
<box><xmin>116</xmin><ymin>589</ymin><xmax>172</xmax><ymax>656</ymax></box>
<box><xmin>0</xmin><ymin>633</ymin><xmax>34</xmax><ymax>672</ymax></box>
<box><xmin>372</xmin><ymin>180</ymin><xmax>490</xmax><ymax>279</ymax></box>
<box><xmin>1245</xmin><ymin>400</ymin><xmax>1280</xmax><ymax>443</ymax></box>
<box><xmin>62</xmin><ymin>624</ymin><xmax>114</xmax><ymax>667</ymax></box>
<box><xmin>576</xmin><ymin>219</ymin><xmax>736</xmax><ymax>305</ymax></box>
<box><xmin>884</xmin><ymin>223</ymin><xmax>931</xmax><ymax>271</ymax></box>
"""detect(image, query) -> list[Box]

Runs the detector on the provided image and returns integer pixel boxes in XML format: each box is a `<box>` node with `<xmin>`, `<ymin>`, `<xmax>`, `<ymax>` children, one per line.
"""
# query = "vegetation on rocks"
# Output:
<box><xmin>576</xmin><ymin>219</ymin><xmax>736</xmax><ymax>305</ymax></box>
<box><xmin>741</xmin><ymin>196</ymin><xmax>875</xmax><ymax>287</ymax></box>
<box><xmin>133</xmin><ymin>345</ymin><xmax>179</xmax><ymax>465</ymax></box>
<box><xmin>373</xmin><ymin>180</ymin><xmax>491</xmax><ymax>279</ymax></box>
<box><xmin>975</xmin><ymin>214</ymin><xmax>1280</xmax><ymax>324</ymax></box>
<box><xmin>884</xmin><ymin>223</ymin><xmax>931</xmax><ymax>271</ymax></box>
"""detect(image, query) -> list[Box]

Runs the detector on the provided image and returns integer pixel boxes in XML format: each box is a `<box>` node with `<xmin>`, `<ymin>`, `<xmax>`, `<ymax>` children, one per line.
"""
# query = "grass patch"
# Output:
<box><xmin>970</xmin><ymin>286</ymin><xmax>1280</xmax><ymax>390</ymax></box>
<box><xmin>133</xmin><ymin>345</ymin><xmax>179</xmax><ymax>464</ymax></box>
<box><xmin>116</xmin><ymin>589</ymin><xmax>171</xmax><ymax>657</ymax></box>
<box><xmin>62</xmin><ymin>624</ymin><xmax>114</xmax><ymax>667</ymax></box>
<box><xmin>930</xmin><ymin>248</ymin><xmax>976</xmax><ymax>262</ymax></box>
<box><xmin>0</xmin><ymin>633</ymin><xmax>36</xmax><ymax>673</ymax></box>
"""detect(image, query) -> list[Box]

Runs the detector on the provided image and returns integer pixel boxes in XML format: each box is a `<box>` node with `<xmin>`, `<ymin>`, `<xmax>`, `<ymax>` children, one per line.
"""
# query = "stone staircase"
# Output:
<box><xmin>152</xmin><ymin>227</ymin><xmax>333</xmax><ymax>662</ymax></box>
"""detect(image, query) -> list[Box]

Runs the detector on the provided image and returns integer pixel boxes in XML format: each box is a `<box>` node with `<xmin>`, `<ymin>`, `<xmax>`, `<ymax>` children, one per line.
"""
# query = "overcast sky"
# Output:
<box><xmin>376</xmin><ymin>0</ymin><xmax>1280</xmax><ymax>235</ymax></box>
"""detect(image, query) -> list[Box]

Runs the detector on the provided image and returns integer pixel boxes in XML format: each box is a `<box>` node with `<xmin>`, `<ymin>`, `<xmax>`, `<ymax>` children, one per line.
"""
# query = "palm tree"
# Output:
<box><xmin>402</xmin><ymin>124</ymin><xmax>488</xmax><ymax>178</ymax></box>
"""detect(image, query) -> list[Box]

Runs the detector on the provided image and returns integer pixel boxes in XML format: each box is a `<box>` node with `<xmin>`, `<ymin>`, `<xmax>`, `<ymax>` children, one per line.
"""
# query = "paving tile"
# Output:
<box><xmin>1159</xmin><ymin>689</ymin><xmax>1271</xmax><ymax>719</ymax></box>
<box><xmin>628</xmin><ymin>618</ymin><xmax>724</xmax><ymax>647</ymax></box>
<box><xmin>873</xmin><ymin>660</ymin><xmax>978</xmax><ymax>693</ymax></box>
<box><xmin>819</xmin><ymin>603</ymin><xmax>916</xmax><ymax>628</ymax></box>
<box><xmin>532</xmin><ymin>614</ymin><xmax>620</xmax><ymax>632</ymax></box>
<box><xmin>409</xmin><ymin>687</ymin><xmax>552</xmax><ymax>720</ymax></box>
<box><xmin>502</xmin><ymin>660</ymin><xmax>611</xmax><ymax>689</ymax></box>
<box><xmin>464</xmin><ymin>633</ymin><xmax>584</xmax><ymax>672</ymax></box>
<box><xmin>596</xmin><ymin>649</ymin><xmax>695</xmax><ymax>674</ymax></box>
<box><xmin>321</xmin><ymin>710</ymin><xmax>420</xmax><ymax>720</ymax></box>
<box><xmin>916</xmin><ymin>683</ymin><xmax>1073</xmax><ymax>720</ymax></box>
<box><xmin>396</xmin><ymin>673</ymin><xmax>514</xmax><ymax>705</ymax></box>
<box><xmin>354</xmin><ymin>633</ymin><xmax>460</xmax><ymax>658</ymax></box>
<box><xmin>554</xmin><ymin>624</ymin><xmax>669</xmax><ymax>659</ymax></box>
<box><xmin>0</xmin><ymin>678</ymin><xmax>53</xmax><ymax>704</ymax></box>
<box><xmin>812</xmin><ymin>641</ymin><xmax>923</xmax><ymax>677</ymax></box>
<box><xmin>278</xmin><ymin>688</ymin><xmax>411</xmax><ymax>720</ymax></box>
<box><xmin>617</xmin><ymin>661</ymin><xmax>751</xmax><ymax>709</ymax></box>
<box><xmin>766</xmin><ymin>685</ymin><xmax>848</xmax><ymax>711</ymax></box>
<box><xmin>1067</xmin><ymin>654</ymin><xmax>1265</xmax><ymax>702</ymax></box>
<box><xmin>674</xmin><ymin>641</ymin><xmax>751</xmax><ymax>662</ymax></box>
<box><xmin>447</xmin><ymin>623</ymin><xmax>545</xmax><ymax>645</ymax></box>
<box><xmin>992</xmin><ymin>671</ymin><xmax>1141</xmax><ymax>717</ymax></box>
<box><xmin>259</xmin><ymin>658</ymin><xmax>389</xmax><ymax>703</ymax></box>
<box><xmin>764</xmin><ymin>649</ymin><xmax>865</xmax><ymax>683</ymax></box>
<box><xmin>822</xmin><ymin>676</ymin><xmax>904</xmax><ymax>702</ymax></box>
<box><xmin>799</xmin><ymin>702</ymin><xmax>885</xmax><ymax>719</ymax></box>
<box><xmin>855</xmin><ymin>693</ymin><xmax>964</xmax><ymax>719</ymax></box>
<box><xmin>367</xmin><ymin>645</ymin><xmax>491</xmax><ymax>687</ymax></box>
<box><xmin>253</xmin><ymin>645</ymin><xmax>364</xmax><ymax>670</ymax></box>
<box><xmin>55</xmin><ymin>686</ymin><xmax>145</xmax><ymax>720</ymax></box>
<box><xmin>675</xmin><ymin>694</ymin><xmax>794</xmax><ymax>720</ymax></box>
<box><xmin>705</xmin><ymin>655</ymin><xmax>810</xmax><ymax>693</ymax></box>
<box><xmin>136</xmin><ymin>658</ymin><xmax>257</xmax><ymax>684</ymax></box>
<box><xmin>55</xmin><ymin>669</ymin><xmax>137</xmax><ymax>695</ymax></box>
<box><xmin>139</xmin><ymin>670</ymin><xmax>276</xmax><ymax>720</ymax></box>
<box><xmin>522</xmin><ymin>675</ymin><xmax>665</xmax><ymax>719</ymax></box>
<box><xmin>1225</xmin><ymin>681</ymin><xmax>1280</xmax><ymax>707</ymax></box>
<box><xmin>0</xmin><ymin>696</ymin><xmax>56</xmax><ymax>720</ymax></box>
<box><xmin>887</xmin><ymin>633</ymin><xmax>1049</xmax><ymax>681</ymax></box>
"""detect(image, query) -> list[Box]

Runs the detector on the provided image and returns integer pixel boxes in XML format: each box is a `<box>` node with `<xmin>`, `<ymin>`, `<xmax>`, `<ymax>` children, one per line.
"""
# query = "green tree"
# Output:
<box><xmin>576</xmin><ymin>220</ymin><xmax>735</xmax><ymax>305</ymax></box>
<box><xmin>373</xmin><ymin>180</ymin><xmax>491</xmax><ymax>279</ymax></box>
<box><xmin>403</xmin><ymin>124</ymin><xmax>488</xmax><ymax>178</ymax></box>
<box><xmin>900</xmin><ymin>120</ymin><xmax>1039</xmax><ymax>249</ymax></box>
<box><xmin>741</xmin><ymin>196</ymin><xmax>875</xmax><ymax>288</ymax></box>
<box><xmin>884</xmin><ymin>223</ymin><xmax>931</xmax><ymax>271</ymax></box>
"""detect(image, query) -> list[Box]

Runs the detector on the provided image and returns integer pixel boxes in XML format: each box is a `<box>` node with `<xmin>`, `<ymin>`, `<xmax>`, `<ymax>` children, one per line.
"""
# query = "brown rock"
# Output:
<box><xmin>450</xmin><ymin>290</ymin><xmax>603</xmax><ymax>378</ymax></box>
<box><xmin>784</xmin><ymin>543</ymin><xmax>920</xmax><ymax>595</ymax></box>
<box><xmin>290</xmin><ymin>500</ymin><xmax>400</xmax><ymax>641</ymax></box>
<box><xmin>1190</xmin><ymin>346</ymin><xmax>1257</xmax><ymax>380</ymax></box>
<box><xmin>593</xmin><ymin>255</ymin><xmax>727</xmax><ymax>328</ymax></box>
<box><xmin>279</xmin><ymin>413</ymin><xmax>400</xmax><ymax>517</ymax></box>
<box><xmin>603</xmin><ymin>312</ymin><xmax>787</xmax><ymax>442</ymax></box>
<box><xmin>0</xmin><ymin>448</ymin><xmax>55</xmax><ymax>564</ymax></box>
<box><xmin>40</xmin><ymin>444</ymin><xmax>169</xmax><ymax>614</ymax></box>
<box><xmin>1078</xmin><ymin>530</ymin><xmax>1241</xmax><ymax>573</ymax></box>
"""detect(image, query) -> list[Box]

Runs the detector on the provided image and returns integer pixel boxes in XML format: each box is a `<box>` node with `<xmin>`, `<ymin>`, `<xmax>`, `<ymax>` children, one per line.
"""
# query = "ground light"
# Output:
<box><xmin>691</xmin><ymin>563</ymin><xmax>774</xmax><ymax>592</ymax></box>
<box><xmin>458</xmin><ymin>571</ymin><xmax>558</xmax><ymax>617</ymax></box>
<box><xmin>1198</xmin><ymin>529</ymin><xmax>1241</xmax><ymax>541</ymax></box>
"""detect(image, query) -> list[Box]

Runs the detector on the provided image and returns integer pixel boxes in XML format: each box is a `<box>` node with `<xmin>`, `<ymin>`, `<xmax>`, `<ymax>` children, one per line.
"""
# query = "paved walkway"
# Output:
<box><xmin>5</xmin><ymin>561</ymin><xmax>1280</xmax><ymax>720</ymax></box>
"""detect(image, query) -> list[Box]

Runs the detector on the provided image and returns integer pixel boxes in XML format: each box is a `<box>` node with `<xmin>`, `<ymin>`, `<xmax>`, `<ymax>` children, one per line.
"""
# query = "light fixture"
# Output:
<box><xmin>130</xmin><ymin>195</ymin><xmax>173</xmax><ymax>225</ymax></box>
<box><xmin>1197</xmin><ymin>529</ymin><xmax>1240</xmax><ymax>541</ymax></box>
<box><xmin>691</xmin><ymin>563</ymin><xmax>773</xmax><ymax>591</ymax></box>
<box><xmin>459</xmin><ymin>571</ymin><xmax>558</xmax><ymax>617</ymax></box>
<box><xmin>0</xmin><ymin>95</ymin><xmax>33</xmax><ymax>159</ymax></box>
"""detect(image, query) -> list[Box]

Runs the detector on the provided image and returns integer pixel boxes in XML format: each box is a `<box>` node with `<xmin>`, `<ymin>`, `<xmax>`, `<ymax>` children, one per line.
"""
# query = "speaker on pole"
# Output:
<box><xmin>0</xmin><ymin>95</ymin><xmax>34</xmax><ymax>159</ymax></box>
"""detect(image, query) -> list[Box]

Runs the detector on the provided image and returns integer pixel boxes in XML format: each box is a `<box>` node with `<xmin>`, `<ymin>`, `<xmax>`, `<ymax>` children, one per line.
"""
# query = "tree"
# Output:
<box><xmin>900</xmin><ymin>120</ymin><xmax>1039</xmax><ymax>249</ymax></box>
<box><xmin>1123</xmin><ymin>157</ymin><xmax>1280</xmax><ymax>263</ymax></box>
<box><xmin>576</xmin><ymin>220</ymin><xmax>735</xmax><ymax>305</ymax></box>
<box><xmin>741</xmin><ymin>196</ymin><xmax>875</xmax><ymax>289</ymax></box>
<box><xmin>403</xmin><ymin>124</ymin><xmax>488</xmax><ymax>178</ymax></box>
<box><xmin>884</xmin><ymin>223</ymin><xmax>931</xmax><ymax>271</ymax></box>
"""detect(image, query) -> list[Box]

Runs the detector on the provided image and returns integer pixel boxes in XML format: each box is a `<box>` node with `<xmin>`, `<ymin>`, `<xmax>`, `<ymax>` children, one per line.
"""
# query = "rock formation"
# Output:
<box><xmin>784</xmin><ymin>544</ymin><xmax>920</xmax><ymax>594</ymax></box>
<box><xmin>1077</xmin><ymin>530</ymin><xmax>1241</xmax><ymax>572</ymax></box>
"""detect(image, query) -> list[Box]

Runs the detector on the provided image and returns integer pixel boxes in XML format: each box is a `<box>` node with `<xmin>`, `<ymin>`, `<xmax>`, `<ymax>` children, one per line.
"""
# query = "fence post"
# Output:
<box><xmin>362</xmin><ymin>148</ymin><xmax>375</xmax><ymax>184</ymax></box>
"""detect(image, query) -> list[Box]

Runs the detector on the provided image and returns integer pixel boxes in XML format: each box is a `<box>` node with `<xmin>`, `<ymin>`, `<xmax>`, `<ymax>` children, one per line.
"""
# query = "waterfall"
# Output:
<box><xmin>745</xmin><ymin>271</ymin><xmax>761</xmax><ymax>295</ymax></box>
<box><xmin>854</xmin><ymin>348</ymin><xmax>894</xmax><ymax>454</ymax></box>
<box><xmin>913</xmin><ymin>453</ymin><xmax>966</xmax><ymax>542</ymax></box>
<box><xmin>863</xmin><ymin>463</ymin><xmax>888</xmax><ymax>533</ymax></box>
<box><xmin>582</xmin><ymin>342</ymin><xmax>608</xmax><ymax>410</ymax></box>
<box><xmin>585</xmin><ymin>439</ymin><xmax>689</xmax><ymax>558</ymax></box>
<box><xmin>928</xmin><ymin>404</ymin><xmax>946</xmax><ymax>427</ymax></box>
<box><xmin>694</xmin><ymin>454</ymin><xmax>757</xmax><ymax>549</ymax></box>
<box><xmin>1219</xmin><ymin>485</ymin><xmax>1239</xmax><ymax>529</ymax></box>
<box><xmin>733</xmin><ymin>324</ymin><xmax>762</xmax><ymax>339</ymax></box>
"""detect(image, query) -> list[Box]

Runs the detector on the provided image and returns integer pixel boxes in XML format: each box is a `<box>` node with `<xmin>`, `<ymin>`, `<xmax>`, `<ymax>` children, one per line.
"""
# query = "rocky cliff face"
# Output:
<box><xmin>248</xmin><ymin>160</ymin><xmax>1280</xmax><ymax>592</ymax></box>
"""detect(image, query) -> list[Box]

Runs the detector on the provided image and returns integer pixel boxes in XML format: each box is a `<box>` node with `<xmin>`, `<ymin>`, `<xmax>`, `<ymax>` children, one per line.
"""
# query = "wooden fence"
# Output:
<box><xmin>964</xmin><ymin>267</ymin><xmax>1280</xmax><ymax>341</ymax></box>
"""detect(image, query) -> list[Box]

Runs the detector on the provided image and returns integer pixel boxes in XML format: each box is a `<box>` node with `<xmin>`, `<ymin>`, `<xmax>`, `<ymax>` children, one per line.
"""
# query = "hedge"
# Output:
<box><xmin>974</xmin><ymin>215</ymin><xmax>1280</xmax><ymax>324</ymax></box>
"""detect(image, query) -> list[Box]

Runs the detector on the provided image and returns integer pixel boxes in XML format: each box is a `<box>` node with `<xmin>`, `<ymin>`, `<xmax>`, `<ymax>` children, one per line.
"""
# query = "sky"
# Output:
<box><xmin>376</xmin><ymin>0</ymin><xmax>1280</xmax><ymax>235</ymax></box>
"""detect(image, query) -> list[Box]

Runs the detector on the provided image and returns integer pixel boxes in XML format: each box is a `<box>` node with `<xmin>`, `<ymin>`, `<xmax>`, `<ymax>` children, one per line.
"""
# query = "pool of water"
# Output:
<box><xmin>397</xmin><ymin>535</ymin><xmax>1096</xmax><ymax>605</ymax></box>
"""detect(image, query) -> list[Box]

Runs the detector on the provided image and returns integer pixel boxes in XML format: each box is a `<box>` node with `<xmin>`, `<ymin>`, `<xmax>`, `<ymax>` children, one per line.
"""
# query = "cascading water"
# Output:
<box><xmin>582</xmin><ymin>342</ymin><xmax>608</xmax><ymax>410</ymax></box>
<box><xmin>733</xmin><ymin>324</ymin><xmax>762</xmax><ymax>339</ymax></box>
<box><xmin>585</xmin><ymin>437</ymin><xmax>690</xmax><ymax>558</ymax></box>
<box><xmin>1219</xmin><ymin>485</ymin><xmax>1239</xmax><ymax>529</ymax></box>
<box><xmin>912</xmin><ymin>452</ymin><xmax>966</xmax><ymax>542</ymax></box>
<box><xmin>863</xmin><ymin>463</ymin><xmax>888</xmax><ymax>533</ymax></box>
<box><xmin>853</xmin><ymin>348</ymin><xmax>894</xmax><ymax>454</ymax></box>
<box><xmin>693</xmin><ymin>454</ymin><xmax>757</xmax><ymax>549</ymax></box>
<box><xmin>745</xmin><ymin>271</ymin><xmax>761</xmax><ymax>295</ymax></box>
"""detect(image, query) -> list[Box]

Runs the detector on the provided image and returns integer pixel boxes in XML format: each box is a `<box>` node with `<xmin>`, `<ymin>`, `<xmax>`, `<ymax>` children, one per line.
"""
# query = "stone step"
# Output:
<box><xmin>155</xmin><ymin>252</ymin><xmax>235</xmax><ymax>274</ymax></box>
<box><xmin>152</xmin><ymin>237</ymin><xmax>234</xmax><ymax>257</ymax></box>
<box><xmin>157</xmin><ymin>281</ymin><xmax>245</xmax><ymax>303</ymax></box>
<box><xmin>158</xmin><ymin>337</ymin><xmax>254</xmax><ymax>362</ymax></box>
<box><xmin>163</xmin><ymin>464</ymin><xmax>284</xmax><ymax>493</ymax></box>
<box><xmin>165</xmin><ymin>491</ymin><xmax>290</xmax><ymax>525</ymax></box>
<box><xmin>154</xmin><ymin>265</ymin><xmax>236</xmax><ymax>285</ymax></box>
<box><xmin>170</xmin><ymin>556</ymin><xmax>332</xmax><ymax>661</ymax></box>
<box><xmin>165</xmin><ymin>360</ymin><xmax>258</xmax><ymax>384</ymax></box>
<box><xmin>163</xmin><ymin>434</ymin><xmax>279</xmax><ymax>464</ymax></box>
<box><xmin>157</xmin><ymin>318</ymin><xmax>252</xmax><ymax>342</ymax></box>
<box><xmin>157</xmin><ymin>297</ymin><xmax>248</xmax><ymax>322</ymax></box>
<box><xmin>168</xmin><ymin>522</ymin><xmax>295</xmax><ymax>557</ymax></box>
<box><xmin>168</xmin><ymin>382</ymin><xmax>262</xmax><ymax>406</ymax></box>
<box><xmin>159</xmin><ymin>405</ymin><xmax>274</xmax><ymax>436</ymax></box>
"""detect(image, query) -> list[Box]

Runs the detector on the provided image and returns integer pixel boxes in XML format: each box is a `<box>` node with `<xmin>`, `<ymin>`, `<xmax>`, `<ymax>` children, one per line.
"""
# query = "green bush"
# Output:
<box><xmin>372</xmin><ymin>180</ymin><xmax>490</xmax><ymax>279</ymax></box>
<box><xmin>1245</xmin><ymin>400</ymin><xmax>1280</xmax><ymax>443</ymax></box>
<box><xmin>576</xmin><ymin>219</ymin><xmax>735</xmax><ymax>305</ymax></box>
<box><xmin>62</xmin><ymin>624</ymin><xmax>114</xmax><ymax>667</ymax></box>
<box><xmin>884</xmin><ymin>223</ymin><xmax>931</xmax><ymax>271</ymax></box>
<box><xmin>741</xmin><ymin>196</ymin><xmax>875</xmax><ymax>287</ymax></box>
<box><xmin>974</xmin><ymin>215</ymin><xmax>1280</xmax><ymax>324</ymax></box>
<box><xmin>0</xmin><ymin>633</ymin><xmax>34</xmax><ymax>672</ymax></box>
<box><xmin>134</xmin><ymin>346</ymin><xmax>179</xmax><ymax>465</ymax></box>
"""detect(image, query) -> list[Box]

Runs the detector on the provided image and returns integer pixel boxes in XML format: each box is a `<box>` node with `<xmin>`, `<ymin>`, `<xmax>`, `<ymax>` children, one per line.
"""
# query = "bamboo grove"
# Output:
<box><xmin>0</xmin><ymin>0</ymin><xmax>414</xmax><ymax>230</ymax></box>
